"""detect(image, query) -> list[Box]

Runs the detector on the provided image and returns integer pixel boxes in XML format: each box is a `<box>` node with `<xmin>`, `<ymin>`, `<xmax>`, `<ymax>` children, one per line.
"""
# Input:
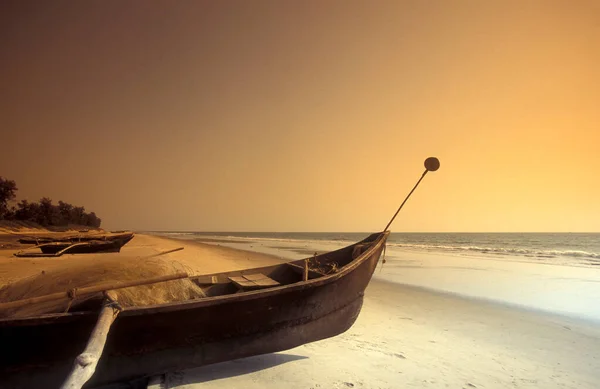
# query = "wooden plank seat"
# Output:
<box><xmin>193</xmin><ymin>275</ymin><xmax>231</xmax><ymax>285</ymax></box>
<box><xmin>228</xmin><ymin>273</ymin><xmax>280</xmax><ymax>290</ymax></box>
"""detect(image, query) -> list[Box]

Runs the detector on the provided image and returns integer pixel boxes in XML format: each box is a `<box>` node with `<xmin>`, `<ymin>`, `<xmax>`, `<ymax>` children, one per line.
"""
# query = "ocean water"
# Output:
<box><xmin>156</xmin><ymin>232</ymin><xmax>600</xmax><ymax>267</ymax></box>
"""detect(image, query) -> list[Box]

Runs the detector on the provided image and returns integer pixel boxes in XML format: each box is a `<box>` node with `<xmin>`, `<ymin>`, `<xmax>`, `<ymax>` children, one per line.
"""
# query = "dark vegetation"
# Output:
<box><xmin>0</xmin><ymin>177</ymin><xmax>101</xmax><ymax>228</ymax></box>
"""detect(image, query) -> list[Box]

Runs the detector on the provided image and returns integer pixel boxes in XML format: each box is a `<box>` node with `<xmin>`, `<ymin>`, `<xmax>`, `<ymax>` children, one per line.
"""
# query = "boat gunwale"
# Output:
<box><xmin>0</xmin><ymin>232</ymin><xmax>388</xmax><ymax>325</ymax></box>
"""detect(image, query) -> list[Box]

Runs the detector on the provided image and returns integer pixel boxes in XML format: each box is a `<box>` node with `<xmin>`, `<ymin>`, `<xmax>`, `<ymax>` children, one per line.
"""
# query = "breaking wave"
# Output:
<box><xmin>386</xmin><ymin>242</ymin><xmax>600</xmax><ymax>260</ymax></box>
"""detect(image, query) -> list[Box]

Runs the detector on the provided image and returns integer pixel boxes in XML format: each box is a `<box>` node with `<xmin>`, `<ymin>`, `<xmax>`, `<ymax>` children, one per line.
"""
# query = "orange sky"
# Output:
<box><xmin>1</xmin><ymin>1</ymin><xmax>598</xmax><ymax>232</ymax></box>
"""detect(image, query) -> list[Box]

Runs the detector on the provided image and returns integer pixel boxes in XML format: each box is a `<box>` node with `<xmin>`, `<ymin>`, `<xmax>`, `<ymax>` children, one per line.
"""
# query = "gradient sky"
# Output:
<box><xmin>1</xmin><ymin>1</ymin><xmax>598</xmax><ymax>232</ymax></box>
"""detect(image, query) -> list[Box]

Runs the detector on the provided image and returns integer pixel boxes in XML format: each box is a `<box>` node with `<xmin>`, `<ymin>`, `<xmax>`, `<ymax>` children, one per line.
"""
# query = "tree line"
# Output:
<box><xmin>0</xmin><ymin>177</ymin><xmax>102</xmax><ymax>228</ymax></box>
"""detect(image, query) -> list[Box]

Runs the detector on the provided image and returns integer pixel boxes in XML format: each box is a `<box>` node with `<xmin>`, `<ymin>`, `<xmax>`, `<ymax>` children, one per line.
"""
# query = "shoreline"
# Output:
<box><xmin>157</xmin><ymin>232</ymin><xmax>600</xmax><ymax>269</ymax></box>
<box><xmin>374</xmin><ymin>278</ymin><xmax>600</xmax><ymax>330</ymax></box>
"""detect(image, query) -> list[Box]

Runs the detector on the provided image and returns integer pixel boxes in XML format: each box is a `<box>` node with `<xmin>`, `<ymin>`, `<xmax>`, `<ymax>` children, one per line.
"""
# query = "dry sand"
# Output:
<box><xmin>0</xmin><ymin>233</ymin><xmax>285</xmax><ymax>285</ymax></box>
<box><xmin>1</xmin><ymin>233</ymin><xmax>599</xmax><ymax>388</ymax></box>
<box><xmin>0</xmin><ymin>233</ymin><xmax>287</xmax><ymax>317</ymax></box>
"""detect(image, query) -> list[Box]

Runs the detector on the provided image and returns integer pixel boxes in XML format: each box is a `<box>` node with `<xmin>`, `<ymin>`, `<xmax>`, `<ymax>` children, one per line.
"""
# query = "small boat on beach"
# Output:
<box><xmin>13</xmin><ymin>237</ymin><xmax>135</xmax><ymax>258</ymax></box>
<box><xmin>0</xmin><ymin>158</ymin><xmax>439</xmax><ymax>389</ymax></box>
<box><xmin>13</xmin><ymin>233</ymin><xmax>135</xmax><ymax>258</ymax></box>
<box><xmin>38</xmin><ymin>240</ymin><xmax>131</xmax><ymax>255</ymax></box>
<box><xmin>17</xmin><ymin>232</ymin><xmax>134</xmax><ymax>245</ymax></box>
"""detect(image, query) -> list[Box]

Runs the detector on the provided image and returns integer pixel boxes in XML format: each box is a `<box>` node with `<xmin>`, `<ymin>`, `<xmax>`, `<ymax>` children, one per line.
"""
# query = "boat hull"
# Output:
<box><xmin>0</xmin><ymin>233</ymin><xmax>386</xmax><ymax>389</ymax></box>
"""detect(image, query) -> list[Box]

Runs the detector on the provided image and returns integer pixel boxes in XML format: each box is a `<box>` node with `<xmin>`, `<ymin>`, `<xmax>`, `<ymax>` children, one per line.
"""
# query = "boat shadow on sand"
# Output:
<box><xmin>101</xmin><ymin>353</ymin><xmax>307</xmax><ymax>388</ymax></box>
<box><xmin>169</xmin><ymin>353</ymin><xmax>308</xmax><ymax>385</ymax></box>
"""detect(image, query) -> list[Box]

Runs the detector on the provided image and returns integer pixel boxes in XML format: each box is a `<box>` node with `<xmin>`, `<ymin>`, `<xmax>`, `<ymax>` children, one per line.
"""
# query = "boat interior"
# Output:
<box><xmin>186</xmin><ymin>232</ymin><xmax>382</xmax><ymax>299</ymax></box>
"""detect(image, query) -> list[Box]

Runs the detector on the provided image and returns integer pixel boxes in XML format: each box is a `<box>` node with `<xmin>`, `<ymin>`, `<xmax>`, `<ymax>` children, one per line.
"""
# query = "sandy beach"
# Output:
<box><xmin>0</xmin><ymin>232</ymin><xmax>286</xmax><ymax>285</ymax></box>
<box><xmin>1</xmin><ymin>232</ymin><xmax>599</xmax><ymax>388</ymax></box>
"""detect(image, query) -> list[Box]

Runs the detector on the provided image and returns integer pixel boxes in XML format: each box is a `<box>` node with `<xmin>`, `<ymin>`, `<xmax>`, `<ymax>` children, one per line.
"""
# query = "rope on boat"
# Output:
<box><xmin>64</xmin><ymin>288</ymin><xmax>78</xmax><ymax>313</ymax></box>
<box><xmin>103</xmin><ymin>291</ymin><xmax>123</xmax><ymax>312</ymax></box>
<box><xmin>380</xmin><ymin>244</ymin><xmax>387</xmax><ymax>273</ymax></box>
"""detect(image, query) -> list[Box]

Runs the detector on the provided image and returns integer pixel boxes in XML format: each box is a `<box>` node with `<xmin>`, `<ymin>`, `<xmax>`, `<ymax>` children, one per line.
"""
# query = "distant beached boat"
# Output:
<box><xmin>15</xmin><ymin>238</ymin><xmax>134</xmax><ymax>258</ymax></box>
<box><xmin>17</xmin><ymin>231</ymin><xmax>134</xmax><ymax>245</ymax></box>
<box><xmin>13</xmin><ymin>233</ymin><xmax>135</xmax><ymax>257</ymax></box>
<box><xmin>0</xmin><ymin>158</ymin><xmax>439</xmax><ymax>389</ymax></box>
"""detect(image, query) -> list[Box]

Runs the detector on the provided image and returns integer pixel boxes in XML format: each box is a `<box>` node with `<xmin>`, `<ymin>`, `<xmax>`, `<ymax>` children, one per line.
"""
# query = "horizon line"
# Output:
<box><xmin>134</xmin><ymin>230</ymin><xmax>600</xmax><ymax>234</ymax></box>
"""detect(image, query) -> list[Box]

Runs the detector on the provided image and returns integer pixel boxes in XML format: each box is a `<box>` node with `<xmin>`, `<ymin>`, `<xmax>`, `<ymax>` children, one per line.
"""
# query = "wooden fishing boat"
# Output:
<box><xmin>13</xmin><ymin>235</ymin><xmax>135</xmax><ymax>258</ymax></box>
<box><xmin>39</xmin><ymin>236</ymin><xmax>134</xmax><ymax>255</ymax></box>
<box><xmin>17</xmin><ymin>232</ymin><xmax>134</xmax><ymax>245</ymax></box>
<box><xmin>39</xmin><ymin>241</ymin><xmax>125</xmax><ymax>255</ymax></box>
<box><xmin>0</xmin><ymin>158</ymin><xmax>439</xmax><ymax>389</ymax></box>
<box><xmin>1</xmin><ymin>232</ymin><xmax>387</xmax><ymax>388</ymax></box>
